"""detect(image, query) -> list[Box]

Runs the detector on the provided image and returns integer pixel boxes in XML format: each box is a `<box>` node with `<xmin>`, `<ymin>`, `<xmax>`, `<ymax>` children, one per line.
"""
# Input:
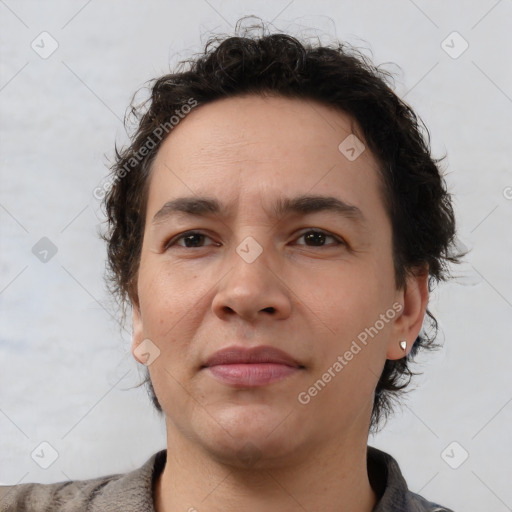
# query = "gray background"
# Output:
<box><xmin>1</xmin><ymin>1</ymin><xmax>511</xmax><ymax>511</ymax></box>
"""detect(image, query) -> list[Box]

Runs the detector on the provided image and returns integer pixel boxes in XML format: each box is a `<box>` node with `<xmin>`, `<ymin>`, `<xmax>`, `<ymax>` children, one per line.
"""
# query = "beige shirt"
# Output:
<box><xmin>0</xmin><ymin>446</ymin><xmax>454</xmax><ymax>511</ymax></box>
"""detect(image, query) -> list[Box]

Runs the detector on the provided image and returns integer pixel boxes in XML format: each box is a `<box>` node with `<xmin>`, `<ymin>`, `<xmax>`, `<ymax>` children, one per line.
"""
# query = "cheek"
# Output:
<box><xmin>136</xmin><ymin>264</ymin><xmax>199</xmax><ymax>373</ymax></box>
<box><xmin>298</xmin><ymin>258</ymin><xmax>396</xmax><ymax>382</ymax></box>
<box><xmin>139</xmin><ymin>261</ymin><xmax>200</xmax><ymax>330</ymax></box>
<box><xmin>307</xmin><ymin>263</ymin><xmax>393</xmax><ymax>330</ymax></box>
<box><xmin>137</xmin><ymin>264</ymin><xmax>206</xmax><ymax>415</ymax></box>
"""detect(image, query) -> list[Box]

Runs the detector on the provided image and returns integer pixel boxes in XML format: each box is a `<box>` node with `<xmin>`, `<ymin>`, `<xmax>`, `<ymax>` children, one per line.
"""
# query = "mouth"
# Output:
<box><xmin>202</xmin><ymin>345</ymin><xmax>305</xmax><ymax>387</ymax></box>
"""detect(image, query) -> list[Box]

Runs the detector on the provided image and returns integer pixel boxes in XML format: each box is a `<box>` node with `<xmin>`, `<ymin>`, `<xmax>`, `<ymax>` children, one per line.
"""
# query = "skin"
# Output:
<box><xmin>131</xmin><ymin>94</ymin><xmax>429</xmax><ymax>512</ymax></box>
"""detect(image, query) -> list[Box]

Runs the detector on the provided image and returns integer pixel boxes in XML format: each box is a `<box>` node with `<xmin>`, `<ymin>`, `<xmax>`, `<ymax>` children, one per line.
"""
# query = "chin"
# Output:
<box><xmin>191</xmin><ymin>402</ymin><xmax>306</xmax><ymax>468</ymax></box>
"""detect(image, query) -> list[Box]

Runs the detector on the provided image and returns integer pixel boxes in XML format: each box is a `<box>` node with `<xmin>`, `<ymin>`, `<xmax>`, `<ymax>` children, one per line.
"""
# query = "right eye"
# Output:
<box><xmin>164</xmin><ymin>230</ymin><xmax>217</xmax><ymax>249</ymax></box>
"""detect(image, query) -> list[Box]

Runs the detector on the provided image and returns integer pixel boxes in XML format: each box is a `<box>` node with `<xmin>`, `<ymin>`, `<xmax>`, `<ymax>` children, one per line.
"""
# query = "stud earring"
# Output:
<box><xmin>399</xmin><ymin>340</ymin><xmax>407</xmax><ymax>351</ymax></box>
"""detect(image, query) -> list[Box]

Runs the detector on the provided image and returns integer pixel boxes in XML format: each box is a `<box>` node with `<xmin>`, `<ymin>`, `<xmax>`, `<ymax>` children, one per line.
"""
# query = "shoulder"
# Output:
<box><xmin>0</xmin><ymin>473</ymin><xmax>120</xmax><ymax>512</ymax></box>
<box><xmin>367</xmin><ymin>445</ymin><xmax>456</xmax><ymax>512</ymax></box>
<box><xmin>406</xmin><ymin>490</ymin><xmax>456</xmax><ymax>512</ymax></box>
<box><xmin>0</xmin><ymin>450</ymin><xmax>166</xmax><ymax>512</ymax></box>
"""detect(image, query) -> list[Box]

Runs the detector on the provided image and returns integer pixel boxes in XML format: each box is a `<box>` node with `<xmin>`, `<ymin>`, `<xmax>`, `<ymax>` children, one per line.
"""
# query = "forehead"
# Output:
<box><xmin>147</xmin><ymin>94</ymin><xmax>385</xmax><ymax>224</ymax></box>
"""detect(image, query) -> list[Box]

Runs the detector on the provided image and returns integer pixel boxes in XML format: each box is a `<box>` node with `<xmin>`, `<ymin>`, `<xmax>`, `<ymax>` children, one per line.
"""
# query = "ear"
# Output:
<box><xmin>387</xmin><ymin>268</ymin><xmax>429</xmax><ymax>360</ymax></box>
<box><xmin>131</xmin><ymin>301</ymin><xmax>146</xmax><ymax>364</ymax></box>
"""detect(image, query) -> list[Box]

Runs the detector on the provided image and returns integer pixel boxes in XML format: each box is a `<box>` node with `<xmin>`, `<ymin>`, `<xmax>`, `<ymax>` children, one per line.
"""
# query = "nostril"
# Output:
<box><xmin>262</xmin><ymin>307</ymin><xmax>276</xmax><ymax>313</ymax></box>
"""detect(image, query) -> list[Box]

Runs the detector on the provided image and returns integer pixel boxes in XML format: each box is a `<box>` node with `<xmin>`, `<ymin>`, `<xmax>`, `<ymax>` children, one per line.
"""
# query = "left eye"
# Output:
<box><xmin>295</xmin><ymin>230</ymin><xmax>343</xmax><ymax>247</ymax></box>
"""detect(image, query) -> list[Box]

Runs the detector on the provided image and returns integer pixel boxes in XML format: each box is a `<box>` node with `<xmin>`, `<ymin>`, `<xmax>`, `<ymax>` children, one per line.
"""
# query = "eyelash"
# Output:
<box><xmin>164</xmin><ymin>229</ymin><xmax>345</xmax><ymax>250</ymax></box>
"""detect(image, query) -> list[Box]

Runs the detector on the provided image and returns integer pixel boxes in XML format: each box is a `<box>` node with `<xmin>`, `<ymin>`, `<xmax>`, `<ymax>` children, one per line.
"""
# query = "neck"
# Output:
<box><xmin>154</xmin><ymin>423</ymin><xmax>377</xmax><ymax>512</ymax></box>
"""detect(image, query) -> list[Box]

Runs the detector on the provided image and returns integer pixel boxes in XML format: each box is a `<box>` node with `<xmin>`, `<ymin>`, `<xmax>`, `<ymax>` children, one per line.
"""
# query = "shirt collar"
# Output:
<box><xmin>108</xmin><ymin>446</ymin><xmax>441</xmax><ymax>512</ymax></box>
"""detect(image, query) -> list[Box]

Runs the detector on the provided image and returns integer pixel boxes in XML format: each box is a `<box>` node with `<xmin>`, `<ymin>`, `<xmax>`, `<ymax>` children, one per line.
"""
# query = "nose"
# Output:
<box><xmin>211</xmin><ymin>246</ymin><xmax>293</xmax><ymax>323</ymax></box>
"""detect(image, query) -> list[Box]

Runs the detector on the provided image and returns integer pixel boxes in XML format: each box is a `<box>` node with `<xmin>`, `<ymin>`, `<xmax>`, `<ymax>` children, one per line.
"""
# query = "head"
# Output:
<box><xmin>101</xmin><ymin>24</ymin><xmax>461</xmax><ymax>460</ymax></box>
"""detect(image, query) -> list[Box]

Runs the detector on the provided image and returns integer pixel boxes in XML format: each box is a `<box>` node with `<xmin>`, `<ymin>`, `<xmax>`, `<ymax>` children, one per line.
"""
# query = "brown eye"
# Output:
<box><xmin>165</xmin><ymin>231</ymin><xmax>215</xmax><ymax>249</ymax></box>
<box><xmin>295</xmin><ymin>230</ymin><xmax>344</xmax><ymax>247</ymax></box>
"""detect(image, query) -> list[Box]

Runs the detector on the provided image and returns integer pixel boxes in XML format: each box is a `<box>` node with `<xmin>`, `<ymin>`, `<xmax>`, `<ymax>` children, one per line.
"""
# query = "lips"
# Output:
<box><xmin>202</xmin><ymin>345</ymin><xmax>304</xmax><ymax>387</ymax></box>
<box><xmin>203</xmin><ymin>345</ymin><xmax>302</xmax><ymax>368</ymax></box>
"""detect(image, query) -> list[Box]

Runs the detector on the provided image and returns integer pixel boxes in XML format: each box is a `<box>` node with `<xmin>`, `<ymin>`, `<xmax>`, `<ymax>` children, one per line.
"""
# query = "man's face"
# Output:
<box><xmin>132</xmin><ymin>95</ymin><xmax>421</xmax><ymax>466</ymax></box>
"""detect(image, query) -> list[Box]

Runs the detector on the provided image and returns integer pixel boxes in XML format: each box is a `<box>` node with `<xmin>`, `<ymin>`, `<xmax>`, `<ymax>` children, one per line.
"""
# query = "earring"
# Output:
<box><xmin>399</xmin><ymin>340</ymin><xmax>407</xmax><ymax>351</ymax></box>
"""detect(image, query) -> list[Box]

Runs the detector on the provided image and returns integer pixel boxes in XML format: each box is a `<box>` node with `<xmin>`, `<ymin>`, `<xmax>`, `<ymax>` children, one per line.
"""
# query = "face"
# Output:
<box><xmin>132</xmin><ymin>95</ymin><xmax>427</xmax><ymax>467</ymax></box>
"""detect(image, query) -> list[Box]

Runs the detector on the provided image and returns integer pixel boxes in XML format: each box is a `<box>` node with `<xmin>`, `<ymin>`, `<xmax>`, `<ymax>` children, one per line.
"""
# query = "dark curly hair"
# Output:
<box><xmin>100</xmin><ymin>20</ymin><xmax>463</xmax><ymax>433</ymax></box>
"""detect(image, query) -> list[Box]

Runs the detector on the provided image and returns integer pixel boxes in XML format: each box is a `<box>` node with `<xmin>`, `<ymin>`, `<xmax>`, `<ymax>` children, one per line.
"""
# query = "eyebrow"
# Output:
<box><xmin>151</xmin><ymin>194</ymin><xmax>367</xmax><ymax>227</ymax></box>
